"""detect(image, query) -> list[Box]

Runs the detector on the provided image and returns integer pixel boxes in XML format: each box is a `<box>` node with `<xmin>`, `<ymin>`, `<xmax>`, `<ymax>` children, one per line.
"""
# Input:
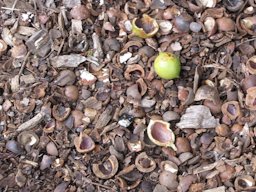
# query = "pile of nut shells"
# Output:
<box><xmin>1</xmin><ymin>0</ymin><xmax>256</xmax><ymax>191</ymax></box>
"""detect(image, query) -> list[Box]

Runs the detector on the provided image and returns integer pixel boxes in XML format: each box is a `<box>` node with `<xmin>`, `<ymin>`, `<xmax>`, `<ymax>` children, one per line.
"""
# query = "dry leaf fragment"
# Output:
<box><xmin>176</xmin><ymin>105</ymin><xmax>219</xmax><ymax>129</ymax></box>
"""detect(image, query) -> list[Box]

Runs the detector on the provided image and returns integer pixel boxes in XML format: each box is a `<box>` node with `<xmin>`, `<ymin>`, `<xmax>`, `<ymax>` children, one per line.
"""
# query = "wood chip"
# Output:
<box><xmin>193</xmin><ymin>160</ymin><xmax>224</xmax><ymax>174</ymax></box>
<box><xmin>203</xmin><ymin>186</ymin><xmax>225</xmax><ymax>192</ymax></box>
<box><xmin>50</xmin><ymin>54</ymin><xmax>87</xmax><ymax>68</ymax></box>
<box><xmin>95</xmin><ymin>105</ymin><xmax>113</xmax><ymax>129</ymax></box>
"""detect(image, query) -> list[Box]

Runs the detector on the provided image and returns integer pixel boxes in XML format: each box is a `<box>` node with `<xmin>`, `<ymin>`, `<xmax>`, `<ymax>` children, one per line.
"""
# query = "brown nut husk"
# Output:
<box><xmin>216</xmin><ymin>17</ymin><xmax>236</xmax><ymax>31</ymax></box>
<box><xmin>175</xmin><ymin>137</ymin><xmax>191</xmax><ymax>154</ymax></box>
<box><xmin>241</xmin><ymin>16</ymin><xmax>256</xmax><ymax>35</ymax></box>
<box><xmin>43</xmin><ymin>120</ymin><xmax>55</xmax><ymax>133</ymax></box>
<box><xmin>146</xmin><ymin>119</ymin><xmax>176</xmax><ymax>150</ymax></box>
<box><xmin>178</xmin><ymin>86</ymin><xmax>195</xmax><ymax>106</ymax></box>
<box><xmin>160</xmin><ymin>161</ymin><xmax>178</xmax><ymax>174</ymax></box>
<box><xmin>74</xmin><ymin>132</ymin><xmax>95</xmax><ymax>153</ymax></box>
<box><xmin>246</xmin><ymin>56</ymin><xmax>256</xmax><ymax>75</ymax></box>
<box><xmin>132</xmin><ymin>14</ymin><xmax>159</xmax><ymax>38</ymax></box>
<box><xmin>159</xmin><ymin>171</ymin><xmax>178</xmax><ymax>190</ymax></box>
<box><xmin>15</xmin><ymin>98</ymin><xmax>36</xmax><ymax>113</ymax></box>
<box><xmin>234</xmin><ymin>175</ymin><xmax>255</xmax><ymax>190</ymax></box>
<box><xmin>215</xmin><ymin>124</ymin><xmax>230</xmax><ymax>137</ymax></box>
<box><xmin>64</xmin><ymin>85</ymin><xmax>79</xmax><ymax>101</ymax></box>
<box><xmin>221</xmin><ymin>101</ymin><xmax>241</xmax><ymax>120</ymax></box>
<box><xmin>17</xmin><ymin>131</ymin><xmax>39</xmax><ymax>151</ymax></box>
<box><xmin>52</xmin><ymin>105</ymin><xmax>71</xmax><ymax>121</ymax></box>
<box><xmin>242</xmin><ymin>75</ymin><xmax>256</xmax><ymax>92</ymax></box>
<box><xmin>245</xmin><ymin>87</ymin><xmax>256</xmax><ymax>110</ymax></box>
<box><xmin>224</xmin><ymin>0</ymin><xmax>244</xmax><ymax>12</ymax></box>
<box><xmin>70</xmin><ymin>5</ymin><xmax>90</xmax><ymax>20</ymax></box>
<box><xmin>0</xmin><ymin>39</ymin><xmax>7</xmax><ymax>56</ymax></box>
<box><xmin>127</xmin><ymin>134</ymin><xmax>143</xmax><ymax>152</ymax></box>
<box><xmin>204</xmin><ymin>17</ymin><xmax>217</xmax><ymax>36</ymax></box>
<box><xmin>135</xmin><ymin>152</ymin><xmax>156</xmax><ymax>173</ymax></box>
<box><xmin>195</xmin><ymin>85</ymin><xmax>220</xmax><ymax>104</ymax></box>
<box><xmin>92</xmin><ymin>155</ymin><xmax>119</xmax><ymax>179</ymax></box>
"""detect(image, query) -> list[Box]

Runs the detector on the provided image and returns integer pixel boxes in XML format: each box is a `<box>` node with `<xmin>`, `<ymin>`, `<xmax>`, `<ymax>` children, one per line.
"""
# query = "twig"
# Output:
<box><xmin>57</xmin><ymin>38</ymin><xmax>65</xmax><ymax>56</ymax></box>
<box><xmin>18</xmin><ymin>51</ymin><xmax>31</xmax><ymax>77</ymax></box>
<box><xmin>90</xmin><ymin>181</ymin><xmax>115</xmax><ymax>191</ymax></box>
<box><xmin>17</xmin><ymin>111</ymin><xmax>45</xmax><ymax>131</ymax></box>
<box><xmin>236</xmin><ymin>37</ymin><xmax>256</xmax><ymax>47</ymax></box>
<box><xmin>11</xmin><ymin>0</ymin><xmax>18</xmax><ymax>12</ymax></box>
<box><xmin>1</xmin><ymin>7</ymin><xmax>20</xmax><ymax>11</ymax></box>
<box><xmin>85</xmin><ymin>56</ymin><xmax>100</xmax><ymax>66</ymax></box>
<box><xmin>20</xmin><ymin>159</ymin><xmax>38</xmax><ymax>167</ymax></box>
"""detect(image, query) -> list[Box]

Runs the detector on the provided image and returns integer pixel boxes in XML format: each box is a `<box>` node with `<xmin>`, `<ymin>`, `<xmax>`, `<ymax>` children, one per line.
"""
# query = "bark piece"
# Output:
<box><xmin>50</xmin><ymin>54</ymin><xmax>87</xmax><ymax>68</ymax></box>
<box><xmin>95</xmin><ymin>105</ymin><xmax>113</xmax><ymax>129</ymax></box>
<box><xmin>203</xmin><ymin>186</ymin><xmax>225</xmax><ymax>192</ymax></box>
<box><xmin>25</xmin><ymin>30</ymin><xmax>51</xmax><ymax>57</ymax></box>
<box><xmin>176</xmin><ymin>105</ymin><xmax>219</xmax><ymax>129</ymax></box>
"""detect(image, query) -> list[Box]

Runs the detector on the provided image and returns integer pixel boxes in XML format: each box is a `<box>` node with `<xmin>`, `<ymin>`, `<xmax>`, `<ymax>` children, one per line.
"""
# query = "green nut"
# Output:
<box><xmin>153</xmin><ymin>52</ymin><xmax>181</xmax><ymax>80</ymax></box>
<box><xmin>132</xmin><ymin>14</ymin><xmax>159</xmax><ymax>38</ymax></box>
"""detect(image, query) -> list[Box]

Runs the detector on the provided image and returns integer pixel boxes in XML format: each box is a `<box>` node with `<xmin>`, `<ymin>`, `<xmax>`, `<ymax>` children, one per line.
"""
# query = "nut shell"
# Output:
<box><xmin>246</xmin><ymin>56</ymin><xmax>256</xmax><ymax>75</ymax></box>
<box><xmin>70</xmin><ymin>5</ymin><xmax>90</xmax><ymax>20</ymax></box>
<box><xmin>245</xmin><ymin>87</ymin><xmax>256</xmax><ymax>110</ymax></box>
<box><xmin>234</xmin><ymin>175</ymin><xmax>255</xmax><ymax>190</ymax></box>
<box><xmin>216</xmin><ymin>17</ymin><xmax>235</xmax><ymax>31</ymax></box>
<box><xmin>147</xmin><ymin>119</ymin><xmax>176</xmax><ymax>150</ymax></box>
<box><xmin>74</xmin><ymin>132</ymin><xmax>95</xmax><ymax>153</ymax></box>
<box><xmin>92</xmin><ymin>155</ymin><xmax>119</xmax><ymax>179</ymax></box>
<box><xmin>221</xmin><ymin>101</ymin><xmax>241</xmax><ymax>120</ymax></box>
<box><xmin>135</xmin><ymin>152</ymin><xmax>156</xmax><ymax>173</ymax></box>
<box><xmin>132</xmin><ymin>14</ymin><xmax>159</xmax><ymax>38</ymax></box>
<box><xmin>159</xmin><ymin>171</ymin><xmax>178</xmax><ymax>190</ymax></box>
<box><xmin>160</xmin><ymin>161</ymin><xmax>178</xmax><ymax>174</ymax></box>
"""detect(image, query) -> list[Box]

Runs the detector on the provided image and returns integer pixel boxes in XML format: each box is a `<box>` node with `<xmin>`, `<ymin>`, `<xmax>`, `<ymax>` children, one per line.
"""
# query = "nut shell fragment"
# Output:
<box><xmin>159</xmin><ymin>171</ymin><xmax>178</xmax><ymax>190</ymax></box>
<box><xmin>92</xmin><ymin>155</ymin><xmax>119</xmax><ymax>179</ymax></box>
<box><xmin>135</xmin><ymin>152</ymin><xmax>156</xmax><ymax>173</ymax></box>
<box><xmin>17</xmin><ymin>131</ymin><xmax>39</xmax><ymax>151</ymax></box>
<box><xmin>195</xmin><ymin>85</ymin><xmax>220</xmax><ymax>104</ymax></box>
<box><xmin>132</xmin><ymin>14</ymin><xmax>159</xmax><ymax>38</ymax></box>
<box><xmin>234</xmin><ymin>175</ymin><xmax>255</xmax><ymax>190</ymax></box>
<box><xmin>74</xmin><ymin>132</ymin><xmax>95</xmax><ymax>153</ymax></box>
<box><xmin>245</xmin><ymin>87</ymin><xmax>256</xmax><ymax>110</ymax></box>
<box><xmin>147</xmin><ymin>119</ymin><xmax>176</xmax><ymax>150</ymax></box>
<box><xmin>0</xmin><ymin>39</ymin><xmax>7</xmax><ymax>56</ymax></box>
<box><xmin>221</xmin><ymin>101</ymin><xmax>241</xmax><ymax>120</ymax></box>
<box><xmin>160</xmin><ymin>161</ymin><xmax>178</xmax><ymax>174</ymax></box>
<box><xmin>52</xmin><ymin>105</ymin><xmax>71</xmax><ymax>121</ymax></box>
<box><xmin>246</xmin><ymin>56</ymin><xmax>256</xmax><ymax>75</ymax></box>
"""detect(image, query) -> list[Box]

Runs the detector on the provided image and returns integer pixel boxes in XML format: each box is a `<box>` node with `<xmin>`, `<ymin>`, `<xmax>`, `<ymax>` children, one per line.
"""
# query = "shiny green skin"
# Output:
<box><xmin>153</xmin><ymin>52</ymin><xmax>181</xmax><ymax>80</ymax></box>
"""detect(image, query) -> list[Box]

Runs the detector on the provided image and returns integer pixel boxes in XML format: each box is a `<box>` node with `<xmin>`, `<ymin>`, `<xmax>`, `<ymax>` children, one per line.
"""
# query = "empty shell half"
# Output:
<box><xmin>74</xmin><ymin>132</ymin><xmax>95</xmax><ymax>153</ymax></box>
<box><xmin>135</xmin><ymin>152</ymin><xmax>156</xmax><ymax>173</ymax></box>
<box><xmin>92</xmin><ymin>155</ymin><xmax>119</xmax><ymax>179</ymax></box>
<box><xmin>147</xmin><ymin>120</ymin><xmax>176</xmax><ymax>150</ymax></box>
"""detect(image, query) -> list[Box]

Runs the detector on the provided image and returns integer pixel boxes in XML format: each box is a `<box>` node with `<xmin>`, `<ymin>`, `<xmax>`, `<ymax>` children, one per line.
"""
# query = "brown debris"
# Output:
<box><xmin>1</xmin><ymin>0</ymin><xmax>256</xmax><ymax>191</ymax></box>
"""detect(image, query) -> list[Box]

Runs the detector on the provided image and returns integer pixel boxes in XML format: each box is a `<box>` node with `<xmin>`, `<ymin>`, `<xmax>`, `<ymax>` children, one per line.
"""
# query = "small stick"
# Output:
<box><xmin>17</xmin><ymin>111</ymin><xmax>45</xmax><ymax>131</ymax></box>
<box><xmin>1</xmin><ymin>7</ymin><xmax>20</xmax><ymax>11</ymax></box>
<box><xmin>21</xmin><ymin>159</ymin><xmax>38</xmax><ymax>167</ymax></box>
<box><xmin>236</xmin><ymin>37</ymin><xmax>256</xmax><ymax>46</ymax></box>
<box><xmin>18</xmin><ymin>51</ymin><xmax>31</xmax><ymax>77</ymax></box>
<box><xmin>90</xmin><ymin>181</ymin><xmax>115</xmax><ymax>191</ymax></box>
<box><xmin>11</xmin><ymin>0</ymin><xmax>18</xmax><ymax>12</ymax></box>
